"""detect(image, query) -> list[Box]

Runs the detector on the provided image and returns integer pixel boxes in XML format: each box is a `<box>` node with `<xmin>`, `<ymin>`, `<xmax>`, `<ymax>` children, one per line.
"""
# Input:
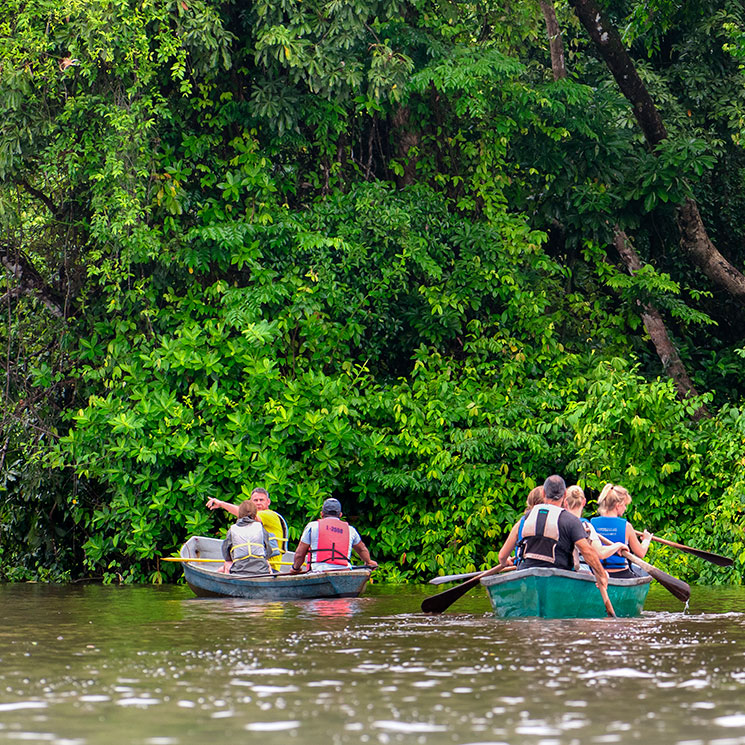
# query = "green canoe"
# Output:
<box><xmin>481</xmin><ymin>566</ymin><xmax>652</xmax><ymax>618</ymax></box>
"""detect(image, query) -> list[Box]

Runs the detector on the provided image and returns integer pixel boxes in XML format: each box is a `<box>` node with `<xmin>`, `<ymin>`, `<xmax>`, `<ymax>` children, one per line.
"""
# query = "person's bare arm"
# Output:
<box><xmin>291</xmin><ymin>541</ymin><xmax>311</xmax><ymax>573</ymax></box>
<box><xmin>598</xmin><ymin>542</ymin><xmax>627</xmax><ymax>560</ymax></box>
<box><xmin>352</xmin><ymin>541</ymin><xmax>378</xmax><ymax>568</ymax></box>
<box><xmin>627</xmin><ymin>524</ymin><xmax>652</xmax><ymax>558</ymax></box>
<box><xmin>206</xmin><ymin>498</ymin><xmax>240</xmax><ymax>517</ymax></box>
<box><xmin>576</xmin><ymin>538</ymin><xmax>608</xmax><ymax>589</ymax></box>
<box><xmin>498</xmin><ymin>522</ymin><xmax>520</xmax><ymax>566</ymax></box>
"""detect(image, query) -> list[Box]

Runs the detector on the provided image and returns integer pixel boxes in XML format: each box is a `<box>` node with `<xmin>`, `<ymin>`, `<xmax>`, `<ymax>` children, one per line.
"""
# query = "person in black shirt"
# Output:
<box><xmin>520</xmin><ymin>475</ymin><xmax>608</xmax><ymax>591</ymax></box>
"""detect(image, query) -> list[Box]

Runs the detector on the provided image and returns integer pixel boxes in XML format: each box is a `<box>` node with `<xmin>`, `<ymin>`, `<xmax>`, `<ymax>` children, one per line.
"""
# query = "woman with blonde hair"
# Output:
<box><xmin>498</xmin><ymin>486</ymin><xmax>544</xmax><ymax>566</ymax></box>
<box><xmin>564</xmin><ymin>485</ymin><xmax>626</xmax><ymax>568</ymax></box>
<box><xmin>590</xmin><ymin>483</ymin><xmax>652</xmax><ymax>578</ymax></box>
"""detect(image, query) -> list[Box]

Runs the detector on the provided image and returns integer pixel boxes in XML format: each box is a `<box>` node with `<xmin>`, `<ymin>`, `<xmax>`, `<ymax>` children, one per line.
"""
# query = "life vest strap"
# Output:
<box><xmin>309</xmin><ymin>546</ymin><xmax>350</xmax><ymax>563</ymax></box>
<box><xmin>230</xmin><ymin>539</ymin><xmax>266</xmax><ymax>559</ymax></box>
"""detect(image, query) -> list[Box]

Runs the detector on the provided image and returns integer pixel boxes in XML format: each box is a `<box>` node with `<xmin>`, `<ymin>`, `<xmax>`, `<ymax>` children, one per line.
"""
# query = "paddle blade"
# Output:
<box><xmin>421</xmin><ymin>576</ymin><xmax>481</xmax><ymax>614</ymax></box>
<box><xmin>624</xmin><ymin>552</ymin><xmax>691</xmax><ymax>603</ymax></box>
<box><xmin>663</xmin><ymin>544</ymin><xmax>732</xmax><ymax>568</ymax></box>
<box><xmin>645</xmin><ymin>566</ymin><xmax>691</xmax><ymax>602</ymax></box>
<box><xmin>421</xmin><ymin>564</ymin><xmax>506</xmax><ymax>614</ymax></box>
<box><xmin>599</xmin><ymin>585</ymin><xmax>616</xmax><ymax>617</ymax></box>
<box><xmin>685</xmin><ymin>550</ymin><xmax>733</xmax><ymax>567</ymax></box>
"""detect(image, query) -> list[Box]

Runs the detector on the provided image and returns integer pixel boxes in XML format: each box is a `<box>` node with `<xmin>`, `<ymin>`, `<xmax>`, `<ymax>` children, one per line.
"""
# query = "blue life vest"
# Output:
<box><xmin>590</xmin><ymin>516</ymin><xmax>628</xmax><ymax>569</ymax></box>
<box><xmin>515</xmin><ymin>516</ymin><xmax>527</xmax><ymax>565</ymax></box>
<box><xmin>577</xmin><ymin>518</ymin><xmax>593</xmax><ymax>567</ymax></box>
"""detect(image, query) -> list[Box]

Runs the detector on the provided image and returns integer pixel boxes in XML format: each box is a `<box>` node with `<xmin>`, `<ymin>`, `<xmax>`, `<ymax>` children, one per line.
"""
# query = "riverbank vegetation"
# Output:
<box><xmin>2</xmin><ymin>0</ymin><xmax>745</xmax><ymax>583</ymax></box>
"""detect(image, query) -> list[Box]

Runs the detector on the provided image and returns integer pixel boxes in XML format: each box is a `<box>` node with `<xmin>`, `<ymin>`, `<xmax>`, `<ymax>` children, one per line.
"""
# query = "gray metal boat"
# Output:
<box><xmin>178</xmin><ymin>536</ymin><xmax>374</xmax><ymax>599</ymax></box>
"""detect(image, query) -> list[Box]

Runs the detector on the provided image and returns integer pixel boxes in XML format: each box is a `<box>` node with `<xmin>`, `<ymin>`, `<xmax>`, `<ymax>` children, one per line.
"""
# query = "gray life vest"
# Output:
<box><xmin>520</xmin><ymin>503</ymin><xmax>564</xmax><ymax>564</ymax></box>
<box><xmin>227</xmin><ymin>520</ymin><xmax>268</xmax><ymax>562</ymax></box>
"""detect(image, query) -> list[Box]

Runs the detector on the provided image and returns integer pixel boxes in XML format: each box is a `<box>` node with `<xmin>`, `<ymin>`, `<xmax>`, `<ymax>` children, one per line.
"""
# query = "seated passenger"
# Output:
<box><xmin>590</xmin><ymin>483</ymin><xmax>652</xmax><ymax>579</ymax></box>
<box><xmin>497</xmin><ymin>486</ymin><xmax>544</xmax><ymax>567</ymax></box>
<box><xmin>219</xmin><ymin>500</ymin><xmax>276</xmax><ymax>576</ymax></box>
<box><xmin>564</xmin><ymin>485</ymin><xmax>626</xmax><ymax>570</ymax></box>
<box><xmin>290</xmin><ymin>498</ymin><xmax>377</xmax><ymax>573</ymax></box>
<box><xmin>517</xmin><ymin>475</ymin><xmax>608</xmax><ymax>589</ymax></box>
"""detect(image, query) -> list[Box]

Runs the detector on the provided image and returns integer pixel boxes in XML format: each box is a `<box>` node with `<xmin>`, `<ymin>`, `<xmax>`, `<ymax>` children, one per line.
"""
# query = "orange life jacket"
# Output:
<box><xmin>312</xmin><ymin>517</ymin><xmax>351</xmax><ymax>567</ymax></box>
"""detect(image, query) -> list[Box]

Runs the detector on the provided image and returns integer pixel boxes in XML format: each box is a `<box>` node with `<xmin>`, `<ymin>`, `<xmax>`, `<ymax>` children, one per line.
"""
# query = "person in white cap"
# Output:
<box><xmin>290</xmin><ymin>498</ymin><xmax>378</xmax><ymax>573</ymax></box>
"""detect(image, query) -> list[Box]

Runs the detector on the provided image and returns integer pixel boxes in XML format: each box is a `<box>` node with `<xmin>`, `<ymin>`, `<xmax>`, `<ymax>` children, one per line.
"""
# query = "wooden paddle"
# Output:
<box><xmin>421</xmin><ymin>563</ymin><xmax>508</xmax><ymax>614</ymax></box>
<box><xmin>592</xmin><ymin>572</ymin><xmax>616</xmax><ymax>617</ymax></box>
<box><xmin>430</xmin><ymin>570</ymin><xmax>482</xmax><ymax>585</ymax></box>
<box><xmin>623</xmin><ymin>550</ymin><xmax>690</xmax><ymax>602</ymax></box>
<box><xmin>597</xmin><ymin>537</ymin><xmax>690</xmax><ymax>602</ymax></box>
<box><xmin>429</xmin><ymin>567</ymin><xmax>517</xmax><ymax>585</ymax></box>
<box><xmin>635</xmin><ymin>531</ymin><xmax>733</xmax><ymax>567</ymax></box>
<box><xmin>162</xmin><ymin>557</ymin><xmax>300</xmax><ymax>566</ymax></box>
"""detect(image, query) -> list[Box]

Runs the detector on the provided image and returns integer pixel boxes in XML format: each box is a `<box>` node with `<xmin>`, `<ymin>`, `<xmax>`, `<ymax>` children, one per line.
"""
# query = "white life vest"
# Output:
<box><xmin>520</xmin><ymin>503</ymin><xmax>564</xmax><ymax>564</ymax></box>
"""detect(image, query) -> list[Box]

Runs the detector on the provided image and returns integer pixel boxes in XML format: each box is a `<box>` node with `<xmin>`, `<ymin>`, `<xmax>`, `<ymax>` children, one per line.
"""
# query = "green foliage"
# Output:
<box><xmin>50</xmin><ymin>183</ymin><xmax>575</xmax><ymax>581</ymax></box>
<box><xmin>567</xmin><ymin>358</ymin><xmax>745</xmax><ymax>583</ymax></box>
<box><xmin>2</xmin><ymin>0</ymin><xmax>745</xmax><ymax>588</ymax></box>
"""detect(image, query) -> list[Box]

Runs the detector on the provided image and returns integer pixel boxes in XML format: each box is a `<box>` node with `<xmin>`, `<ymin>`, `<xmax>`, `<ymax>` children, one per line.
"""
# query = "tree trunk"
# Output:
<box><xmin>613</xmin><ymin>229</ymin><xmax>709</xmax><ymax>419</ymax></box>
<box><xmin>676</xmin><ymin>199</ymin><xmax>745</xmax><ymax>302</ymax></box>
<box><xmin>567</xmin><ymin>0</ymin><xmax>745</xmax><ymax>304</ymax></box>
<box><xmin>0</xmin><ymin>243</ymin><xmax>67</xmax><ymax>319</ymax></box>
<box><xmin>567</xmin><ymin>0</ymin><xmax>667</xmax><ymax>145</ymax></box>
<box><xmin>540</xmin><ymin>0</ymin><xmax>567</xmax><ymax>81</ymax></box>
<box><xmin>391</xmin><ymin>105</ymin><xmax>420</xmax><ymax>187</ymax></box>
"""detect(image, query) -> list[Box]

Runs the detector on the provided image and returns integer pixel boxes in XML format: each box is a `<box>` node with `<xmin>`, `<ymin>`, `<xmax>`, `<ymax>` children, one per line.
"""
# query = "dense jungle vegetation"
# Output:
<box><xmin>2</xmin><ymin>0</ymin><xmax>745</xmax><ymax>584</ymax></box>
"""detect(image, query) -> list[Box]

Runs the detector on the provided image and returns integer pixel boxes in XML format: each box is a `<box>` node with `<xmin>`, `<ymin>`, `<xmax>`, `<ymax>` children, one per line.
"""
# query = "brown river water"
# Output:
<box><xmin>0</xmin><ymin>582</ymin><xmax>744</xmax><ymax>745</ymax></box>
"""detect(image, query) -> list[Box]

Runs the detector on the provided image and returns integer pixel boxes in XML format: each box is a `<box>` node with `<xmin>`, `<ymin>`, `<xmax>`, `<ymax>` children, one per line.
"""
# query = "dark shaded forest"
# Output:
<box><xmin>2</xmin><ymin>0</ymin><xmax>745</xmax><ymax>583</ymax></box>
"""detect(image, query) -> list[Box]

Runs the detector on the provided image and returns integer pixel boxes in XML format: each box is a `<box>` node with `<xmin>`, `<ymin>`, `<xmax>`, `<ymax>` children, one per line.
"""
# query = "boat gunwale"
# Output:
<box><xmin>480</xmin><ymin>566</ymin><xmax>653</xmax><ymax>588</ymax></box>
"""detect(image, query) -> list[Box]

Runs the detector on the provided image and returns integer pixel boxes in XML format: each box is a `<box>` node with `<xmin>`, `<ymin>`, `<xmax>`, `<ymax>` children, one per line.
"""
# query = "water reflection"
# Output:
<box><xmin>300</xmin><ymin>597</ymin><xmax>362</xmax><ymax>617</ymax></box>
<box><xmin>0</xmin><ymin>584</ymin><xmax>744</xmax><ymax>744</ymax></box>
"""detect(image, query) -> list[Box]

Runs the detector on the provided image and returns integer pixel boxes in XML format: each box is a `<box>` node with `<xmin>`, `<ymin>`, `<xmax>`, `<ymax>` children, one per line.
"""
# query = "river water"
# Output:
<box><xmin>0</xmin><ymin>582</ymin><xmax>744</xmax><ymax>745</ymax></box>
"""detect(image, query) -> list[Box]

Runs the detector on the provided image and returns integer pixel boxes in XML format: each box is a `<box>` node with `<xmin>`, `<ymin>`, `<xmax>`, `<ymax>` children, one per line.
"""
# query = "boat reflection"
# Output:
<box><xmin>180</xmin><ymin>596</ymin><xmax>368</xmax><ymax>621</ymax></box>
<box><xmin>182</xmin><ymin>597</ymin><xmax>295</xmax><ymax>620</ymax></box>
<box><xmin>300</xmin><ymin>597</ymin><xmax>363</xmax><ymax>618</ymax></box>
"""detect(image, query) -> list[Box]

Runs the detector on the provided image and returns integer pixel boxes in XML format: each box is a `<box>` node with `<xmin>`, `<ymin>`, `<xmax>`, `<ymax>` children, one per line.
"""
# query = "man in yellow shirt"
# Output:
<box><xmin>207</xmin><ymin>487</ymin><xmax>288</xmax><ymax>571</ymax></box>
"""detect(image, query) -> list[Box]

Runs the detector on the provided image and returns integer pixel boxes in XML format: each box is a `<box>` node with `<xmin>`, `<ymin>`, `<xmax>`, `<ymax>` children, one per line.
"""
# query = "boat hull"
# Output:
<box><xmin>481</xmin><ymin>567</ymin><xmax>651</xmax><ymax>618</ymax></box>
<box><xmin>178</xmin><ymin>536</ymin><xmax>372</xmax><ymax>600</ymax></box>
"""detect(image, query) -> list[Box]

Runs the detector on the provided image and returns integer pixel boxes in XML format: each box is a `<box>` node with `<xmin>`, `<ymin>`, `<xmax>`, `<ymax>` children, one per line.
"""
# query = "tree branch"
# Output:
<box><xmin>567</xmin><ymin>0</ymin><xmax>745</xmax><ymax>304</ymax></box>
<box><xmin>613</xmin><ymin>229</ymin><xmax>709</xmax><ymax>419</ymax></box>
<box><xmin>0</xmin><ymin>243</ymin><xmax>67</xmax><ymax>318</ymax></box>
<box><xmin>540</xmin><ymin>0</ymin><xmax>567</xmax><ymax>81</ymax></box>
<box><xmin>18</xmin><ymin>180</ymin><xmax>63</xmax><ymax>218</ymax></box>
<box><xmin>567</xmin><ymin>0</ymin><xmax>667</xmax><ymax>146</ymax></box>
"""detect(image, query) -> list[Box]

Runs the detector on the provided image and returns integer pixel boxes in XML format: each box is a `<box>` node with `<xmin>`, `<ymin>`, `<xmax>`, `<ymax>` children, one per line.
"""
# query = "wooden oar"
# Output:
<box><xmin>429</xmin><ymin>566</ymin><xmax>517</xmax><ymax>585</ymax></box>
<box><xmin>635</xmin><ymin>531</ymin><xmax>733</xmax><ymax>567</ymax></box>
<box><xmin>162</xmin><ymin>558</ymin><xmax>374</xmax><ymax>575</ymax></box>
<box><xmin>622</xmin><ymin>550</ymin><xmax>690</xmax><ymax>602</ymax></box>
<box><xmin>597</xmin><ymin>537</ymin><xmax>690</xmax><ymax>602</ymax></box>
<box><xmin>588</xmin><ymin>565</ymin><xmax>616</xmax><ymax>617</ymax></box>
<box><xmin>421</xmin><ymin>563</ymin><xmax>507</xmax><ymax>614</ymax></box>
<box><xmin>430</xmin><ymin>570</ymin><xmax>482</xmax><ymax>585</ymax></box>
<box><xmin>163</xmin><ymin>557</ymin><xmax>292</xmax><ymax>564</ymax></box>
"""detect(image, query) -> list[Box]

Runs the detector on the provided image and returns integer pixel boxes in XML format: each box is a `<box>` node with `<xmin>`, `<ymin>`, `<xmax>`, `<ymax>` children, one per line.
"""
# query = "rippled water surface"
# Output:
<box><xmin>1</xmin><ymin>582</ymin><xmax>744</xmax><ymax>745</ymax></box>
